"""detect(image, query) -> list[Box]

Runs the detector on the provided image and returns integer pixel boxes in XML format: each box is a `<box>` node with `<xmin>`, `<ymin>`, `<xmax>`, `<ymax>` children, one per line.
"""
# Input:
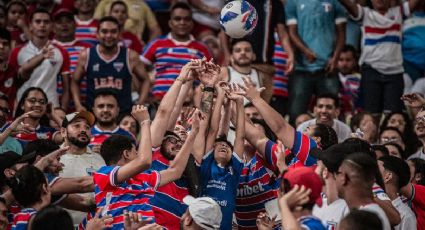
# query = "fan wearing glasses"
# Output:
<box><xmin>11</xmin><ymin>87</ymin><xmax>61</xmax><ymax>147</ymax></box>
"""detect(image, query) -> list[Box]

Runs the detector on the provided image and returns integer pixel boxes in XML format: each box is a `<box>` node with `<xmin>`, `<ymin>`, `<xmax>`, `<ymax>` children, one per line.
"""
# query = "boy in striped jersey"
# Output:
<box><xmin>93</xmin><ymin>105</ymin><xmax>200</xmax><ymax>229</ymax></box>
<box><xmin>338</xmin><ymin>0</ymin><xmax>423</xmax><ymax>115</ymax></box>
<box><xmin>74</xmin><ymin>0</ymin><xmax>98</xmax><ymax>46</ymax></box>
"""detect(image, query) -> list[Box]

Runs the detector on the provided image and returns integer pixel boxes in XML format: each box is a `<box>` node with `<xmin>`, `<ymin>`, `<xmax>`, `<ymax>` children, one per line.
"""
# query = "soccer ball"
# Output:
<box><xmin>220</xmin><ymin>0</ymin><xmax>258</xmax><ymax>38</ymax></box>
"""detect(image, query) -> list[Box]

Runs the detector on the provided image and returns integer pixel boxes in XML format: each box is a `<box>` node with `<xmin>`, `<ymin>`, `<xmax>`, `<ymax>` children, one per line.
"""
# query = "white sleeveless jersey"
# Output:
<box><xmin>227</xmin><ymin>66</ymin><xmax>262</xmax><ymax>104</ymax></box>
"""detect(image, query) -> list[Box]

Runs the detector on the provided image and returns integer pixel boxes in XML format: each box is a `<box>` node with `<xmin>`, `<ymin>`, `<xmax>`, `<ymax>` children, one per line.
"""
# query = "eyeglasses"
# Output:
<box><xmin>26</xmin><ymin>98</ymin><xmax>46</xmax><ymax>105</ymax></box>
<box><xmin>415</xmin><ymin>115</ymin><xmax>425</xmax><ymax>125</ymax></box>
<box><xmin>0</xmin><ymin>106</ymin><xmax>9</xmax><ymax>114</ymax></box>
<box><xmin>380</xmin><ymin>137</ymin><xmax>400</xmax><ymax>143</ymax></box>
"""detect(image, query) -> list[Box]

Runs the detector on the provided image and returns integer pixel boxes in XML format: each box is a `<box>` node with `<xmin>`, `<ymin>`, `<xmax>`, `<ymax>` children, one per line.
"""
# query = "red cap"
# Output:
<box><xmin>283</xmin><ymin>167</ymin><xmax>323</xmax><ymax>204</ymax></box>
<box><xmin>53</xmin><ymin>9</ymin><xmax>74</xmax><ymax>21</ymax></box>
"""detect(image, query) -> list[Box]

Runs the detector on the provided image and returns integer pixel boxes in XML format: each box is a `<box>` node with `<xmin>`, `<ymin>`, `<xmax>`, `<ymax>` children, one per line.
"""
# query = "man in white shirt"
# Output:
<box><xmin>297</xmin><ymin>93</ymin><xmax>351</xmax><ymax>143</ymax></box>
<box><xmin>59</xmin><ymin>111</ymin><xmax>105</xmax><ymax>225</ymax></box>
<box><xmin>335</xmin><ymin>152</ymin><xmax>391</xmax><ymax>230</ymax></box>
<box><xmin>378</xmin><ymin>156</ymin><xmax>417</xmax><ymax>230</ymax></box>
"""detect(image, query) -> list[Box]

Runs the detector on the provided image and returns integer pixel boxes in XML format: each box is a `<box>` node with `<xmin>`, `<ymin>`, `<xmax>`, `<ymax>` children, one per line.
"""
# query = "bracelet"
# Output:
<box><xmin>203</xmin><ymin>86</ymin><xmax>214</xmax><ymax>92</ymax></box>
<box><xmin>175</xmin><ymin>77</ymin><xmax>186</xmax><ymax>83</ymax></box>
<box><xmin>140</xmin><ymin>120</ymin><xmax>151</xmax><ymax>126</ymax></box>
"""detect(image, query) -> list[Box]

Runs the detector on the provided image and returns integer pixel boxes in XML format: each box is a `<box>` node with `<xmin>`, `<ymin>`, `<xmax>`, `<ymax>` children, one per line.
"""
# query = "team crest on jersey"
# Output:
<box><xmin>4</xmin><ymin>78</ymin><xmax>13</xmax><ymax>88</ymax></box>
<box><xmin>36</xmin><ymin>132</ymin><xmax>48</xmax><ymax>139</ymax></box>
<box><xmin>322</xmin><ymin>2</ymin><xmax>333</xmax><ymax>12</ymax></box>
<box><xmin>113</xmin><ymin>62</ymin><xmax>124</xmax><ymax>72</ymax></box>
<box><xmin>93</xmin><ymin>63</ymin><xmax>99</xmax><ymax>72</ymax></box>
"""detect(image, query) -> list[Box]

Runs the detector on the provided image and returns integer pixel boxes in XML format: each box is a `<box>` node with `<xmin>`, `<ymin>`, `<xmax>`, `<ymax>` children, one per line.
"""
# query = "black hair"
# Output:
<box><xmin>31</xmin><ymin>205</ymin><xmax>73</xmax><ymax>230</ymax></box>
<box><xmin>170</xmin><ymin>2</ymin><xmax>192</xmax><ymax>15</ymax></box>
<box><xmin>110</xmin><ymin>0</ymin><xmax>127</xmax><ymax>12</ymax></box>
<box><xmin>100</xmin><ymin>135</ymin><xmax>134</xmax><ymax>165</ymax></box>
<box><xmin>244</xmin><ymin>102</ymin><xmax>255</xmax><ymax>109</ymax></box>
<box><xmin>97</xmin><ymin>16</ymin><xmax>120</xmax><ymax>31</ymax></box>
<box><xmin>340</xmin><ymin>44</ymin><xmax>358</xmax><ymax>59</ymax></box>
<box><xmin>8</xmin><ymin>165</ymin><xmax>47</xmax><ymax>207</ymax></box>
<box><xmin>312</xmin><ymin>123</ymin><xmax>338</xmax><ymax>150</ymax></box>
<box><xmin>371</xmin><ymin>144</ymin><xmax>390</xmax><ymax>157</ymax></box>
<box><xmin>381</xmin><ymin>111</ymin><xmax>419</xmax><ymax>156</ymax></box>
<box><xmin>215</xmin><ymin>134</ymin><xmax>234</xmax><ymax>151</ymax></box>
<box><xmin>22</xmin><ymin>139</ymin><xmax>60</xmax><ymax>164</ymax></box>
<box><xmin>230</xmin><ymin>38</ymin><xmax>252</xmax><ymax>52</ymax></box>
<box><xmin>93</xmin><ymin>88</ymin><xmax>119</xmax><ymax>105</ymax></box>
<box><xmin>0</xmin><ymin>196</ymin><xmax>6</xmax><ymax>206</ymax></box>
<box><xmin>340</xmin><ymin>209</ymin><xmax>382</xmax><ymax>230</ymax></box>
<box><xmin>378</xmin><ymin>155</ymin><xmax>411</xmax><ymax>189</ymax></box>
<box><xmin>343</xmin><ymin>152</ymin><xmax>378</xmax><ymax>185</ymax></box>
<box><xmin>117</xmin><ymin>113</ymin><xmax>140</xmax><ymax>135</ymax></box>
<box><xmin>350</xmin><ymin>111</ymin><xmax>376</xmax><ymax>132</ymax></box>
<box><xmin>0</xmin><ymin>27</ymin><xmax>11</xmax><ymax>42</ymax></box>
<box><xmin>315</xmin><ymin>93</ymin><xmax>340</xmax><ymax>108</ymax></box>
<box><xmin>29</xmin><ymin>8</ymin><xmax>50</xmax><ymax>22</ymax></box>
<box><xmin>383</xmin><ymin>142</ymin><xmax>405</xmax><ymax>159</ymax></box>
<box><xmin>6</xmin><ymin>0</ymin><xmax>27</xmax><ymax>14</ymax></box>
<box><xmin>409</xmin><ymin>158</ymin><xmax>425</xmax><ymax>186</ymax></box>
<box><xmin>15</xmin><ymin>87</ymin><xmax>50</xmax><ymax>127</ymax></box>
<box><xmin>251</xmin><ymin>118</ymin><xmax>276</xmax><ymax>142</ymax></box>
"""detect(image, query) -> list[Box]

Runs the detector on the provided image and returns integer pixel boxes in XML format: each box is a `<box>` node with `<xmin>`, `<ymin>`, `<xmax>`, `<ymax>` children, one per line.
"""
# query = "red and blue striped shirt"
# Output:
<box><xmin>11</xmin><ymin>208</ymin><xmax>37</xmax><ymax>230</ymax></box>
<box><xmin>272</xmin><ymin>32</ymin><xmax>288</xmax><ymax>97</ymax></box>
<box><xmin>75</xmin><ymin>17</ymin><xmax>98</xmax><ymax>46</ymax></box>
<box><xmin>140</xmin><ymin>33</ymin><xmax>211</xmax><ymax>99</ymax></box>
<box><xmin>93</xmin><ymin>165</ymin><xmax>160</xmax><ymax>229</ymax></box>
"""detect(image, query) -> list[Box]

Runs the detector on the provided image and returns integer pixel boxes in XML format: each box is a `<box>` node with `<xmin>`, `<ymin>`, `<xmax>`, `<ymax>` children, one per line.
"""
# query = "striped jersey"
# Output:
<box><xmin>93</xmin><ymin>166</ymin><xmax>160</xmax><ymax>229</ymax></box>
<box><xmin>7</xmin><ymin>205</ymin><xmax>21</xmax><ymax>230</ymax></box>
<box><xmin>89</xmin><ymin>125</ymin><xmax>134</xmax><ymax>149</ymax></box>
<box><xmin>272</xmin><ymin>32</ymin><xmax>288</xmax><ymax>97</ymax></box>
<box><xmin>149</xmin><ymin>150</ymin><xmax>189</xmax><ymax>229</ymax></box>
<box><xmin>45</xmin><ymin>173</ymin><xmax>68</xmax><ymax>204</ymax></box>
<box><xmin>140</xmin><ymin>33</ymin><xmax>211</xmax><ymax>99</ymax></box>
<box><xmin>75</xmin><ymin>17</ymin><xmax>98</xmax><ymax>46</ymax></box>
<box><xmin>11</xmin><ymin>208</ymin><xmax>37</xmax><ymax>230</ymax></box>
<box><xmin>14</xmin><ymin>125</ymin><xmax>57</xmax><ymax>148</ymax></box>
<box><xmin>339</xmin><ymin>72</ymin><xmax>361</xmax><ymax>115</ymax></box>
<box><xmin>52</xmin><ymin>39</ymin><xmax>91</xmax><ymax>104</ymax></box>
<box><xmin>235</xmin><ymin>144</ymin><xmax>280</xmax><ymax>230</ymax></box>
<box><xmin>286</xmin><ymin>131</ymin><xmax>319</xmax><ymax>168</ymax></box>
<box><xmin>354</xmin><ymin>2</ymin><xmax>410</xmax><ymax>74</ymax></box>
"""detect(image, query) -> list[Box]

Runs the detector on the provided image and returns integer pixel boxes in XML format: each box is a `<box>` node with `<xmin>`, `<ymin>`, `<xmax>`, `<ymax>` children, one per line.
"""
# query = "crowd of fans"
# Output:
<box><xmin>0</xmin><ymin>0</ymin><xmax>424</xmax><ymax>229</ymax></box>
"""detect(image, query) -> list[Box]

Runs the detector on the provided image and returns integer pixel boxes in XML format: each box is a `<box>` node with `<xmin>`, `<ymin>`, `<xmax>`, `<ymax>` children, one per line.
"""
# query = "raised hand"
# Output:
<box><xmin>401</xmin><ymin>93</ymin><xmax>425</xmax><ymax>108</ymax></box>
<box><xmin>275</xmin><ymin>140</ymin><xmax>288</xmax><ymax>174</ymax></box>
<box><xmin>41</xmin><ymin>41</ymin><xmax>55</xmax><ymax>60</ymax></box>
<box><xmin>198</xmin><ymin>58</ymin><xmax>220</xmax><ymax>87</ymax></box>
<box><xmin>9</xmin><ymin>111</ymin><xmax>35</xmax><ymax>134</ymax></box>
<box><xmin>123</xmin><ymin>210</ymin><xmax>153</xmax><ymax>230</ymax></box>
<box><xmin>131</xmin><ymin>105</ymin><xmax>150</xmax><ymax>123</ymax></box>
<box><xmin>278</xmin><ymin>185</ymin><xmax>311</xmax><ymax>210</ymax></box>
<box><xmin>238</xmin><ymin>76</ymin><xmax>265</xmax><ymax>101</ymax></box>
<box><xmin>256</xmin><ymin>212</ymin><xmax>275</xmax><ymax>230</ymax></box>
<box><xmin>215</xmin><ymin>81</ymin><xmax>229</xmax><ymax>97</ymax></box>
<box><xmin>86</xmin><ymin>208</ymin><xmax>113</xmax><ymax>230</ymax></box>
<box><xmin>179</xmin><ymin>60</ymin><xmax>203</xmax><ymax>82</ymax></box>
<box><xmin>190</xmin><ymin>109</ymin><xmax>203</xmax><ymax>132</ymax></box>
<box><xmin>34</xmin><ymin>146</ymin><xmax>70</xmax><ymax>171</ymax></box>
<box><xmin>226</xmin><ymin>83</ymin><xmax>244</xmax><ymax>101</ymax></box>
<box><xmin>179</xmin><ymin>107</ymin><xmax>196</xmax><ymax>129</ymax></box>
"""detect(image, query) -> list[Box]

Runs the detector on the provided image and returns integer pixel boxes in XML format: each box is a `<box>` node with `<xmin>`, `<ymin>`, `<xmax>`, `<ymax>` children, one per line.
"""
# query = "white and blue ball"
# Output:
<box><xmin>220</xmin><ymin>0</ymin><xmax>258</xmax><ymax>38</ymax></box>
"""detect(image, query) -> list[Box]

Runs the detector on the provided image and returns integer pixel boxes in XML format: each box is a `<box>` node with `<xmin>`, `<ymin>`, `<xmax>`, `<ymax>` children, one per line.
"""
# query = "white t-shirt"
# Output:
<box><xmin>392</xmin><ymin>197</ymin><xmax>417</xmax><ymax>230</ymax></box>
<box><xmin>297</xmin><ymin>118</ymin><xmax>352</xmax><ymax>143</ymax></box>
<box><xmin>360</xmin><ymin>203</ymin><xmax>391</xmax><ymax>230</ymax></box>
<box><xmin>59</xmin><ymin>149</ymin><xmax>105</xmax><ymax>225</ymax></box>
<box><xmin>313</xmin><ymin>197</ymin><xmax>349</xmax><ymax>229</ymax></box>
<box><xmin>408</xmin><ymin>147</ymin><xmax>425</xmax><ymax>160</ymax></box>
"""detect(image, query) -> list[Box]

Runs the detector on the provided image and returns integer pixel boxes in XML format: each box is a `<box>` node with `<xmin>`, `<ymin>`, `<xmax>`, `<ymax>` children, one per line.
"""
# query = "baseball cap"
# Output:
<box><xmin>183</xmin><ymin>195</ymin><xmax>222</xmax><ymax>230</ymax></box>
<box><xmin>310</xmin><ymin>144</ymin><xmax>351</xmax><ymax>173</ymax></box>
<box><xmin>0</xmin><ymin>151</ymin><xmax>33</xmax><ymax>172</ymax></box>
<box><xmin>61</xmin><ymin>111</ymin><xmax>95</xmax><ymax>128</ymax></box>
<box><xmin>283</xmin><ymin>167</ymin><xmax>323</xmax><ymax>204</ymax></box>
<box><xmin>53</xmin><ymin>9</ymin><xmax>74</xmax><ymax>21</ymax></box>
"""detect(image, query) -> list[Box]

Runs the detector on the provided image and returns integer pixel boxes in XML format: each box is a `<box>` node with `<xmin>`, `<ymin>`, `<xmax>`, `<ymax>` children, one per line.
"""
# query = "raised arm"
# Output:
<box><xmin>276</xmin><ymin>23</ymin><xmax>294</xmax><ymax>73</ymax></box>
<box><xmin>167</xmin><ymin>79</ymin><xmax>194</xmax><ymax>131</ymax></box>
<box><xmin>239</xmin><ymin>77</ymin><xmax>296</xmax><ymax>149</ymax></box>
<box><xmin>71</xmin><ymin>49</ymin><xmax>88</xmax><ymax>112</ymax></box>
<box><xmin>0</xmin><ymin>112</ymin><xmax>33</xmax><ymax>145</ymax></box>
<box><xmin>50</xmin><ymin>176</ymin><xmax>94</xmax><ymax>195</ymax></box>
<box><xmin>192</xmin><ymin>110</ymin><xmax>209</xmax><ymax>164</ymax></box>
<box><xmin>205</xmin><ymin>82</ymin><xmax>226</xmax><ymax>152</ymax></box>
<box><xmin>226</xmin><ymin>84</ymin><xmax>245</xmax><ymax>158</ymax></box>
<box><xmin>338</xmin><ymin>0</ymin><xmax>360</xmax><ymax>18</ymax></box>
<box><xmin>129</xmin><ymin>50</ymin><xmax>150</xmax><ymax>105</ymax></box>
<box><xmin>159</xmin><ymin>110</ymin><xmax>201</xmax><ymax>186</ymax></box>
<box><xmin>115</xmin><ymin>105</ymin><xmax>152</xmax><ymax>184</ymax></box>
<box><xmin>151</xmin><ymin>62</ymin><xmax>197</xmax><ymax>147</ymax></box>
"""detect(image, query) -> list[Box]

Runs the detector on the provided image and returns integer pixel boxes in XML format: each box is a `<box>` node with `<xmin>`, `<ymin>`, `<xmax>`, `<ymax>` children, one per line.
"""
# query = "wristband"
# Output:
<box><xmin>203</xmin><ymin>86</ymin><xmax>214</xmax><ymax>92</ymax></box>
<box><xmin>175</xmin><ymin>77</ymin><xmax>186</xmax><ymax>83</ymax></box>
<box><xmin>140</xmin><ymin>120</ymin><xmax>151</xmax><ymax>126</ymax></box>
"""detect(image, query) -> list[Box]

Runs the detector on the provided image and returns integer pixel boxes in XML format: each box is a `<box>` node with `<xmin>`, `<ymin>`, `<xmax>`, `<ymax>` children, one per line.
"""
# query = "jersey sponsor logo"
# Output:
<box><xmin>237</xmin><ymin>181</ymin><xmax>266</xmax><ymax>197</ymax></box>
<box><xmin>94</xmin><ymin>76</ymin><xmax>123</xmax><ymax>90</ymax></box>
<box><xmin>113</xmin><ymin>62</ymin><xmax>124</xmax><ymax>72</ymax></box>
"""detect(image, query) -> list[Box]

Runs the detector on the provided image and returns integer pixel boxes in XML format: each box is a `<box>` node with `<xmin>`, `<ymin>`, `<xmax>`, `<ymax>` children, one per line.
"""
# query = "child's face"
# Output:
<box><xmin>110</xmin><ymin>4</ymin><xmax>128</xmax><ymax>26</ymax></box>
<box><xmin>7</xmin><ymin>4</ymin><xmax>25</xmax><ymax>26</ymax></box>
<box><xmin>371</xmin><ymin>0</ymin><xmax>389</xmax><ymax>12</ymax></box>
<box><xmin>337</xmin><ymin>51</ymin><xmax>356</xmax><ymax>75</ymax></box>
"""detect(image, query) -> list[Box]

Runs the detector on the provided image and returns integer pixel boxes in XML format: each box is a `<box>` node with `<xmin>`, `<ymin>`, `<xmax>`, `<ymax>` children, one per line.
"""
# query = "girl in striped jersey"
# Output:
<box><xmin>8</xmin><ymin>165</ymin><xmax>51</xmax><ymax>230</ymax></box>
